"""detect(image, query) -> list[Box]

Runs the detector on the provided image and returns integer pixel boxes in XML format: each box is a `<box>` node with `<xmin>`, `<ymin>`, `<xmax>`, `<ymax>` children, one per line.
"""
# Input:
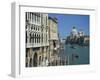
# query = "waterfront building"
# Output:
<box><xmin>78</xmin><ymin>30</ymin><xmax>84</xmax><ymax>37</ymax></box>
<box><xmin>25</xmin><ymin>12</ymin><xmax>49</xmax><ymax>67</ymax></box>
<box><xmin>48</xmin><ymin>17</ymin><xmax>60</xmax><ymax>66</ymax></box>
<box><xmin>70</xmin><ymin>27</ymin><xmax>84</xmax><ymax>38</ymax></box>
<box><xmin>84</xmin><ymin>35</ymin><xmax>89</xmax><ymax>44</ymax></box>
<box><xmin>66</xmin><ymin>26</ymin><xmax>89</xmax><ymax>46</ymax></box>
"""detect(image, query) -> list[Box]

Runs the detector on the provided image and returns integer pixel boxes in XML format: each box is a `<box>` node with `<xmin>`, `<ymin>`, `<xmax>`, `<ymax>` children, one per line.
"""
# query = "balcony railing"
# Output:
<box><xmin>26</xmin><ymin>43</ymin><xmax>49</xmax><ymax>48</ymax></box>
<box><xmin>29</xmin><ymin>21</ymin><xmax>41</xmax><ymax>26</ymax></box>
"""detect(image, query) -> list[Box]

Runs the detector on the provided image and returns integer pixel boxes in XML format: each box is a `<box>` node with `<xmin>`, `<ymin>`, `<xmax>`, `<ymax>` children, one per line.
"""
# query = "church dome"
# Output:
<box><xmin>71</xmin><ymin>26</ymin><xmax>78</xmax><ymax>36</ymax></box>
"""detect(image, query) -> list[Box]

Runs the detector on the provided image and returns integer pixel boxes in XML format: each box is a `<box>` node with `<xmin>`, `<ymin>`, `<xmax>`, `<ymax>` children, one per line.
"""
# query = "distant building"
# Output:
<box><xmin>78</xmin><ymin>29</ymin><xmax>84</xmax><ymax>37</ymax></box>
<box><xmin>66</xmin><ymin>26</ymin><xmax>89</xmax><ymax>46</ymax></box>
<box><xmin>84</xmin><ymin>35</ymin><xmax>89</xmax><ymax>44</ymax></box>
<box><xmin>70</xmin><ymin>26</ymin><xmax>84</xmax><ymax>38</ymax></box>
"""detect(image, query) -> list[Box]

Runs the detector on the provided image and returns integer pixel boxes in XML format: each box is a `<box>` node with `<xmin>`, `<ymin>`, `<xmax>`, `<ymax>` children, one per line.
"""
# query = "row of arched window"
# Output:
<box><xmin>26</xmin><ymin>32</ymin><xmax>41</xmax><ymax>43</ymax></box>
<box><xmin>26</xmin><ymin>24</ymin><xmax>40</xmax><ymax>32</ymax></box>
<box><xmin>26</xmin><ymin>31</ymin><xmax>48</xmax><ymax>44</ymax></box>
<box><xmin>26</xmin><ymin>24</ymin><xmax>48</xmax><ymax>33</ymax></box>
<box><xmin>30</xmin><ymin>33</ymin><xmax>41</xmax><ymax>43</ymax></box>
<box><xmin>26</xmin><ymin>12</ymin><xmax>41</xmax><ymax>24</ymax></box>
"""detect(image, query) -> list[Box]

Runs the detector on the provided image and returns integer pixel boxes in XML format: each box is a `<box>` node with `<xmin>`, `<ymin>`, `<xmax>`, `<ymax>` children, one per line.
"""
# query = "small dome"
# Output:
<box><xmin>78</xmin><ymin>31</ymin><xmax>84</xmax><ymax>36</ymax></box>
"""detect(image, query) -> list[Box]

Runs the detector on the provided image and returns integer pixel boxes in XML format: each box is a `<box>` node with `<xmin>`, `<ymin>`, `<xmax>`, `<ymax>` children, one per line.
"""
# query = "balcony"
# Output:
<box><xmin>26</xmin><ymin>43</ymin><xmax>49</xmax><ymax>48</ymax></box>
<box><xmin>29</xmin><ymin>21</ymin><xmax>41</xmax><ymax>26</ymax></box>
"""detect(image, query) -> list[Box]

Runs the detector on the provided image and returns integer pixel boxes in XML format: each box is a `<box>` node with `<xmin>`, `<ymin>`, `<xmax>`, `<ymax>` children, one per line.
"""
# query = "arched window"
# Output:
<box><xmin>35</xmin><ymin>33</ymin><xmax>36</xmax><ymax>43</ymax></box>
<box><xmin>33</xmin><ymin>53</ymin><xmax>38</xmax><ymax>67</ymax></box>
<box><xmin>30</xmin><ymin>12</ymin><xmax>31</xmax><ymax>21</ymax></box>
<box><xmin>41</xmin><ymin>34</ymin><xmax>43</xmax><ymax>43</ymax></box>
<box><xmin>34</xmin><ymin>26</ymin><xmax>35</xmax><ymax>30</ymax></box>
<box><xmin>37</xmin><ymin>34</ymin><xmax>38</xmax><ymax>43</ymax></box>
<box><xmin>36</xmin><ymin>26</ymin><xmax>37</xmax><ymax>31</ymax></box>
<box><xmin>29</xmin><ymin>58</ymin><xmax>32</xmax><ymax>67</ymax></box>
<box><xmin>33</xmin><ymin>33</ymin><xmax>35</xmax><ymax>43</ymax></box>
<box><xmin>39</xmin><ymin>56</ymin><xmax>41</xmax><ymax>66</ymax></box>
<box><xmin>39</xmin><ymin>35</ymin><xmax>40</xmax><ymax>43</ymax></box>
<box><xmin>30</xmin><ymin>33</ymin><xmax>31</xmax><ymax>43</ymax></box>
<box><xmin>26</xmin><ymin>48</ymin><xmax>28</xmax><ymax>57</ymax></box>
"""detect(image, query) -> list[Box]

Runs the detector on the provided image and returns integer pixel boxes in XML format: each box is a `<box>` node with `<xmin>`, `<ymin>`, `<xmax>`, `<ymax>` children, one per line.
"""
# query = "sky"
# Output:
<box><xmin>48</xmin><ymin>13</ymin><xmax>90</xmax><ymax>39</ymax></box>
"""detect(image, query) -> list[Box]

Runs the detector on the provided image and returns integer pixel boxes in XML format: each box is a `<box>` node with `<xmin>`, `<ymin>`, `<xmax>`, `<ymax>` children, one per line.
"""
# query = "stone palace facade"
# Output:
<box><xmin>25</xmin><ymin>12</ymin><xmax>49</xmax><ymax>67</ymax></box>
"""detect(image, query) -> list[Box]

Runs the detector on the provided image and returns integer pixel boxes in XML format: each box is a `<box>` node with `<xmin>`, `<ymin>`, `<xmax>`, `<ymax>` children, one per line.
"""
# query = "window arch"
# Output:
<box><xmin>33</xmin><ymin>52</ymin><xmax>38</xmax><ymax>67</ymax></box>
<box><xmin>34</xmin><ymin>33</ymin><xmax>36</xmax><ymax>43</ymax></box>
<box><xmin>29</xmin><ymin>33</ymin><xmax>31</xmax><ymax>43</ymax></box>
<box><xmin>33</xmin><ymin>33</ymin><xmax>35</xmax><ymax>43</ymax></box>
<box><xmin>29</xmin><ymin>58</ymin><xmax>32</xmax><ymax>67</ymax></box>
<box><xmin>39</xmin><ymin>56</ymin><xmax>42</xmax><ymax>66</ymax></box>
<box><xmin>30</xmin><ymin>32</ymin><xmax>33</xmax><ymax>43</ymax></box>
<box><xmin>39</xmin><ymin>34</ymin><xmax>40</xmax><ymax>43</ymax></box>
<box><xmin>26</xmin><ymin>31</ymin><xmax>27</xmax><ymax>43</ymax></box>
<box><xmin>37</xmin><ymin>34</ymin><xmax>38</xmax><ymax>43</ymax></box>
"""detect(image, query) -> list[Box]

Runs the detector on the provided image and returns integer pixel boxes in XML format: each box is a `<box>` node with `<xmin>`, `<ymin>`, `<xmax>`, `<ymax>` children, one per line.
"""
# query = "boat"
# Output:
<box><xmin>72</xmin><ymin>53</ymin><xmax>79</xmax><ymax>60</ymax></box>
<box><xmin>70</xmin><ymin>45</ymin><xmax>76</xmax><ymax>49</ymax></box>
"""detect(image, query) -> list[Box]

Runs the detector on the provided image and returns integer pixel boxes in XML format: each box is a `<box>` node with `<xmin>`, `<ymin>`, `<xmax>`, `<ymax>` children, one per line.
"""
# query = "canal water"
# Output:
<box><xmin>59</xmin><ymin>44</ymin><xmax>90</xmax><ymax>65</ymax></box>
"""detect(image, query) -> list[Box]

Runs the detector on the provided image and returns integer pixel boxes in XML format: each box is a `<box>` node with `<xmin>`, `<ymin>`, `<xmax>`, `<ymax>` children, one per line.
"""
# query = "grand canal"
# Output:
<box><xmin>58</xmin><ymin>44</ymin><xmax>89</xmax><ymax>65</ymax></box>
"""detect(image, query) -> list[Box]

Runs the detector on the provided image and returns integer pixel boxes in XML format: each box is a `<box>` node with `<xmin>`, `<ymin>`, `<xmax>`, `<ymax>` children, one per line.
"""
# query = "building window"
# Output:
<box><xmin>33</xmin><ymin>13</ymin><xmax>34</xmax><ymax>23</ymax></box>
<box><xmin>32</xmin><ymin>13</ymin><xmax>34</xmax><ymax>23</ymax></box>
<box><xmin>31</xmin><ymin>33</ymin><xmax>33</xmax><ymax>43</ymax></box>
<box><xmin>29</xmin><ymin>58</ymin><xmax>32</xmax><ymax>67</ymax></box>
<box><xmin>36</xmin><ymin>14</ymin><xmax>37</xmax><ymax>23</ymax></box>
<box><xmin>26</xmin><ymin>12</ymin><xmax>27</xmax><ymax>22</ymax></box>
<box><xmin>31</xmin><ymin>25</ymin><xmax>33</xmax><ymax>30</ymax></box>
<box><xmin>39</xmin><ymin>14</ymin><xmax>40</xmax><ymax>24</ymax></box>
<box><xmin>30</xmin><ymin>12</ymin><xmax>32</xmax><ymax>22</ymax></box>
<box><xmin>41</xmin><ymin>15</ymin><xmax>43</xmax><ymax>24</ymax></box>
<box><xmin>53</xmin><ymin>41</ymin><xmax>56</xmax><ymax>48</ymax></box>
<box><xmin>35</xmin><ymin>14</ymin><xmax>36</xmax><ymax>23</ymax></box>
<box><xmin>41</xmin><ymin>34</ymin><xmax>43</xmax><ymax>43</ymax></box>
<box><xmin>35</xmin><ymin>34</ymin><xmax>36</xmax><ymax>43</ymax></box>
<box><xmin>37</xmin><ymin>14</ymin><xmax>38</xmax><ymax>23</ymax></box>
<box><xmin>41</xmin><ymin>27</ymin><xmax>43</xmax><ymax>32</ymax></box>
<box><xmin>34</xmin><ymin>26</ymin><xmax>35</xmax><ymax>30</ymax></box>
<box><xmin>30</xmin><ymin>33</ymin><xmax>31</xmax><ymax>43</ymax></box>
<box><xmin>26</xmin><ymin>49</ymin><xmax>28</xmax><ymax>57</ymax></box>
<box><xmin>29</xmin><ymin>13</ymin><xmax>31</xmax><ymax>21</ymax></box>
<box><xmin>26</xmin><ymin>31</ymin><xmax>27</xmax><ymax>43</ymax></box>
<box><xmin>39</xmin><ymin>35</ymin><xmax>40</xmax><ymax>43</ymax></box>
<box><xmin>39</xmin><ymin>56</ymin><xmax>41</xmax><ymax>65</ymax></box>
<box><xmin>28</xmin><ymin>12</ymin><xmax>29</xmax><ymax>21</ymax></box>
<box><xmin>38</xmin><ymin>27</ymin><xmax>39</xmax><ymax>31</ymax></box>
<box><xmin>37</xmin><ymin>34</ymin><xmax>38</xmax><ymax>43</ymax></box>
<box><xmin>30</xmin><ymin>33</ymin><xmax>33</xmax><ymax>43</ymax></box>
